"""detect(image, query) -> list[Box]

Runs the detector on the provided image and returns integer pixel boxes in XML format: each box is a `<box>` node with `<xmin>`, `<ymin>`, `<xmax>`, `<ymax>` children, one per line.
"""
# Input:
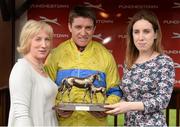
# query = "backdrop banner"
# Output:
<box><xmin>27</xmin><ymin>0</ymin><xmax>180</xmax><ymax>87</ymax></box>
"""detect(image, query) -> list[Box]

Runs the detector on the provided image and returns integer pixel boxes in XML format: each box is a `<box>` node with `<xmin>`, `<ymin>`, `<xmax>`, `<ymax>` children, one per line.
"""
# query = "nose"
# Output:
<box><xmin>41</xmin><ymin>39</ymin><xmax>48</xmax><ymax>48</ymax></box>
<box><xmin>138</xmin><ymin>32</ymin><xmax>144</xmax><ymax>40</ymax></box>
<box><xmin>80</xmin><ymin>28</ymin><xmax>86</xmax><ymax>36</ymax></box>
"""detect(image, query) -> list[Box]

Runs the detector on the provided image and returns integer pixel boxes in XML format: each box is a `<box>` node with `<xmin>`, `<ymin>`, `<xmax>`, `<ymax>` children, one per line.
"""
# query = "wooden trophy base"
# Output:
<box><xmin>53</xmin><ymin>103</ymin><xmax>106</xmax><ymax>111</ymax></box>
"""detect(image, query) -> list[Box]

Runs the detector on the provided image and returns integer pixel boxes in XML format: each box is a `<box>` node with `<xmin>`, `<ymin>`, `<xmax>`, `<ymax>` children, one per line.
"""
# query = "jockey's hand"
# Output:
<box><xmin>89</xmin><ymin>111</ymin><xmax>107</xmax><ymax>118</ymax></box>
<box><xmin>56</xmin><ymin>109</ymin><xmax>73</xmax><ymax>118</ymax></box>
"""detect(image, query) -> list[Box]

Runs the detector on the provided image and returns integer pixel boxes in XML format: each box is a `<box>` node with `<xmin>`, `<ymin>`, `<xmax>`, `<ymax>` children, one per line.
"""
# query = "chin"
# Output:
<box><xmin>81</xmin><ymin>42</ymin><xmax>89</xmax><ymax>46</ymax></box>
<box><xmin>38</xmin><ymin>55</ymin><xmax>47</xmax><ymax>59</ymax></box>
<box><xmin>77</xmin><ymin>41</ymin><xmax>89</xmax><ymax>46</ymax></box>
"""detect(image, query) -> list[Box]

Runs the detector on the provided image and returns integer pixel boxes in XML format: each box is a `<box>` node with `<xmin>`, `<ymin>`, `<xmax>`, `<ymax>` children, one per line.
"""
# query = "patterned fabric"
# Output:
<box><xmin>120</xmin><ymin>54</ymin><xmax>175</xmax><ymax>126</ymax></box>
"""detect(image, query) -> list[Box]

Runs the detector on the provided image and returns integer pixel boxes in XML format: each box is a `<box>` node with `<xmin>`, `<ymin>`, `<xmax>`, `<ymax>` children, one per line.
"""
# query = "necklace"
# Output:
<box><xmin>25</xmin><ymin>57</ymin><xmax>46</xmax><ymax>74</ymax></box>
<box><xmin>34</xmin><ymin>64</ymin><xmax>45</xmax><ymax>73</ymax></box>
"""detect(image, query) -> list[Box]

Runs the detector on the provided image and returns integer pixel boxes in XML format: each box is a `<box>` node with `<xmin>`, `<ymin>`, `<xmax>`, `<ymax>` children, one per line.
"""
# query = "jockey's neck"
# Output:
<box><xmin>76</xmin><ymin>44</ymin><xmax>86</xmax><ymax>52</ymax></box>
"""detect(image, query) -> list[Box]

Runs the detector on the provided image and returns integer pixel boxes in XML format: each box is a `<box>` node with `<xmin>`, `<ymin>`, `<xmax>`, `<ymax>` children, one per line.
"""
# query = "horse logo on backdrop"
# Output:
<box><xmin>93</xmin><ymin>33</ymin><xmax>112</xmax><ymax>44</ymax></box>
<box><xmin>174</xmin><ymin>62</ymin><xmax>180</xmax><ymax>69</ymax></box>
<box><xmin>84</xmin><ymin>2</ymin><xmax>105</xmax><ymax>11</ymax></box>
<box><xmin>171</xmin><ymin>32</ymin><xmax>180</xmax><ymax>39</ymax></box>
<box><xmin>93</xmin><ymin>33</ymin><xmax>104</xmax><ymax>41</ymax></box>
<box><xmin>127</xmin><ymin>17</ymin><xmax>133</xmax><ymax>23</ymax></box>
<box><xmin>39</xmin><ymin>16</ymin><xmax>61</xmax><ymax>26</ymax></box>
<box><xmin>118</xmin><ymin>64</ymin><xmax>123</xmax><ymax>69</ymax></box>
<box><xmin>175</xmin><ymin>80</ymin><xmax>180</xmax><ymax>84</ymax></box>
<box><xmin>172</xmin><ymin>2</ymin><xmax>180</xmax><ymax>8</ymax></box>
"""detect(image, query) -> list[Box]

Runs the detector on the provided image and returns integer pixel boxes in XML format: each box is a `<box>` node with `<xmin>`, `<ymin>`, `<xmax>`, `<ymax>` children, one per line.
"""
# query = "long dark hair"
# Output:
<box><xmin>125</xmin><ymin>9</ymin><xmax>163</xmax><ymax>69</ymax></box>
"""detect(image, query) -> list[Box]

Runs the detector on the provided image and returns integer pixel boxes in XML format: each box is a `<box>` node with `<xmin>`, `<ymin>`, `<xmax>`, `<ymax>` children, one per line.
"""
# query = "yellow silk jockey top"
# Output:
<box><xmin>45</xmin><ymin>39</ymin><xmax>122</xmax><ymax>126</ymax></box>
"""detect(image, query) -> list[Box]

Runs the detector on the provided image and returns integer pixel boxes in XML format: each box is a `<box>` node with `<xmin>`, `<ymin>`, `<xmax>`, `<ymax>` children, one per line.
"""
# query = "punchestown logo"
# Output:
<box><xmin>175</xmin><ymin>80</ymin><xmax>180</xmax><ymax>84</ymax></box>
<box><xmin>127</xmin><ymin>17</ymin><xmax>133</xmax><ymax>23</ymax></box>
<box><xmin>118</xmin><ymin>34</ymin><xmax>127</xmax><ymax>39</ymax></box>
<box><xmin>39</xmin><ymin>16</ymin><xmax>61</xmax><ymax>26</ymax></box>
<box><xmin>53</xmin><ymin>33</ymin><xmax>69</xmax><ymax>38</ymax></box>
<box><xmin>118</xmin><ymin>4</ymin><xmax>158</xmax><ymax>9</ymax></box>
<box><xmin>93</xmin><ymin>33</ymin><xmax>104</xmax><ymax>41</ymax></box>
<box><xmin>172</xmin><ymin>2</ymin><xmax>180</xmax><ymax>8</ymax></box>
<box><xmin>174</xmin><ymin>62</ymin><xmax>180</xmax><ymax>69</ymax></box>
<box><xmin>171</xmin><ymin>32</ymin><xmax>180</xmax><ymax>39</ymax></box>
<box><xmin>31</xmin><ymin>4</ymin><xmax>69</xmax><ymax>9</ymax></box>
<box><xmin>164</xmin><ymin>50</ymin><xmax>180</xmax><ymax>55</ymax></box>
<box><xmin>96</xmin><ymin>19</ymin><xmax>114</xmax><ymax>24</ymax></box>
<box><xmin>163</xmin><ymin>20</ymin><xmax>180</xmax><ymax>25</ymax></box>
<box><xmin>93</xmin><ymin>33</ymin><xmax>112</xmax><ymax>44</ymax></box>
<box><xmin>84</xmin><ymin>2</ymin><xmax>105</xmax><ymax>11</ymax></box>
<box><xmin>118</xmin><ymin>64</ymin><xmax>123</xmax><ymax>69</ymax></box>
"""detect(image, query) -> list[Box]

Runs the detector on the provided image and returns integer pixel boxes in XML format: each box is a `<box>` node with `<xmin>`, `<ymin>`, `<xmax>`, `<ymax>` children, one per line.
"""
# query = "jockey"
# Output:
<box><xmin>44</xmin><ymin>5</ymin><xmax>122</xmax><ymax>126</ymax></box>
<box><xmin>45</xmin><ymin>39</ymin><xmax>122</xmax><ymax>126</ymax></box>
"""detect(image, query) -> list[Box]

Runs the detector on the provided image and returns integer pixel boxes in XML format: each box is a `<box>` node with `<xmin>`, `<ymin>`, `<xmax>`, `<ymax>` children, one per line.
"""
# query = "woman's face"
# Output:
<box><xmin>132</xmin><ymin>19</ymin><xmax>157</xmax><ymax>53</ymax></box>
<box><xmin>28</xmin><ymin>28</ymin><xmax>51</xmax><ymax>61</ymax></box>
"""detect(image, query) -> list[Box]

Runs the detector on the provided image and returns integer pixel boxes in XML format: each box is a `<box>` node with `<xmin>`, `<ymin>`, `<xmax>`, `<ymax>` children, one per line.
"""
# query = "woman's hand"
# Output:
<box><xmin>104</xmin><ymin>101</ymin><xmax>144</xmax><ymax>115</ymax></box>
<box><xmin>104</xmin><ymin>101</ymin><xmax>131</xmax><ymax>115</ymax></box>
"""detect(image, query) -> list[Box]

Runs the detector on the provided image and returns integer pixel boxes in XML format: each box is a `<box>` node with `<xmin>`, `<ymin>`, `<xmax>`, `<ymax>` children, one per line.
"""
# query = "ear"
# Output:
<box><xmin>68</xmin><ymin>23</ymin><xmax>72</xmax><ymax>32</ymax></box>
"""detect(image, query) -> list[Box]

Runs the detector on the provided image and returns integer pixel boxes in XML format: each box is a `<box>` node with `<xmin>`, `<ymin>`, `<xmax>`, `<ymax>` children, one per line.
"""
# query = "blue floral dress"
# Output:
<box><xmin>120</xmin><ymin>54</ymin><xmax>175</xmax><ymax>126</ymax></box>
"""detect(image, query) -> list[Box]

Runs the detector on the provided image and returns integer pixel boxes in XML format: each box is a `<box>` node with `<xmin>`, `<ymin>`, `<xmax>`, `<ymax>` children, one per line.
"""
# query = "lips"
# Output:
<box><xmin>79</xmin><ymin>39</ymin><xmax>87</xmax><ymax>42</ymax></box>
<box><xmin>78</xmin><ymin>37</ymin><xmax>88</xmax><ymax>42</ymax></box>
<box><xmin>38</xmin><ymin>50</ymin><xmax>48</xmax><ymax>54</ymax></box>
<box><xmin>138</xmin><ymin>43</ymin><xmax>146</xmax><ymax>47</ymax></box>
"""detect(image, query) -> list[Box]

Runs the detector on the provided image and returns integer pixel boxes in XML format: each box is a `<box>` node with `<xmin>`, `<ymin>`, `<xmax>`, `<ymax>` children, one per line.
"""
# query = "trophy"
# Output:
<box><xmin>53</xmin><ymin>73</ymin><xmax>106</xmax><ymax>112</ymax></box>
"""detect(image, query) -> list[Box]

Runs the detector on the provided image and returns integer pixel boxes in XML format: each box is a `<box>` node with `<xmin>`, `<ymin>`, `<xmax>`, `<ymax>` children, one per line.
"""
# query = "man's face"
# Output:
<box><xmin>68</xmin><ymin>17</ymin><xmax>96</xmax><ymax>47</ymax></box>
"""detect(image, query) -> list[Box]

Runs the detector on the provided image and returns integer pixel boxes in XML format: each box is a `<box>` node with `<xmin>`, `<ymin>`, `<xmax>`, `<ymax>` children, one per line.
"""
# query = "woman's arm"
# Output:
<box><xmin>9</xmin><ymin>62</ymin><xmax>33</xmax><ymax>126</ymax></box>
<box><xmin>142</xmin><ymin>56</ymin><xmax>175</xmax><ymax>114</ymax></box>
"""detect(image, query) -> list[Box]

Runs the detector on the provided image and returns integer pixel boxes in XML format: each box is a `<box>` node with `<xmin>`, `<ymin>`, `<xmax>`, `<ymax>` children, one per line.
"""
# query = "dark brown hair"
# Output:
<box><xmin>68</xmin><ymin>5</ymin><xmax>96</xmax><ymax>27</ymax></box>
<box><xmin>125</xmin><ymin>9</ymin><xmax>163</xmax><ymax>69</ymax></box>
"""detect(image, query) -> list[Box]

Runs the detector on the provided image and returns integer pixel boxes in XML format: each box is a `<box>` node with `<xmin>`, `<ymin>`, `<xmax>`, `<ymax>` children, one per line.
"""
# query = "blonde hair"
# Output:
<box><xmin>17</xmin><ymin>19</ymin><xmax>54</xmax><ymax>55</ymax></box>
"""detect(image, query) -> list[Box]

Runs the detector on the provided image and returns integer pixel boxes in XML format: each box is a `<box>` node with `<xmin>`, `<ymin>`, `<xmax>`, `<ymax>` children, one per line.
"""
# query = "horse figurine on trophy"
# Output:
<box><xmin>58</xmin><ymin>72</ymin><xmax>106</xmax><ymax>103</ymax></box>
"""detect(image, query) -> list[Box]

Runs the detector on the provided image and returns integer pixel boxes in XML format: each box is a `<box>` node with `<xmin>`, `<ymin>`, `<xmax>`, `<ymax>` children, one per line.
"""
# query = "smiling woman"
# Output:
<box><xmin>8</xmin><ymin>20</ymin><xmax>58</xmax><ymax>127</ymax></box>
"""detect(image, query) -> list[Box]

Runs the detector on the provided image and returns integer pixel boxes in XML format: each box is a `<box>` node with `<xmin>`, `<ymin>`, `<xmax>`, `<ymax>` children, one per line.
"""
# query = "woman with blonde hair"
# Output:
<box><xmin>8</xmin><ymin>20</ymin><xmax>58</xmax><ymax>126</ymax></box>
